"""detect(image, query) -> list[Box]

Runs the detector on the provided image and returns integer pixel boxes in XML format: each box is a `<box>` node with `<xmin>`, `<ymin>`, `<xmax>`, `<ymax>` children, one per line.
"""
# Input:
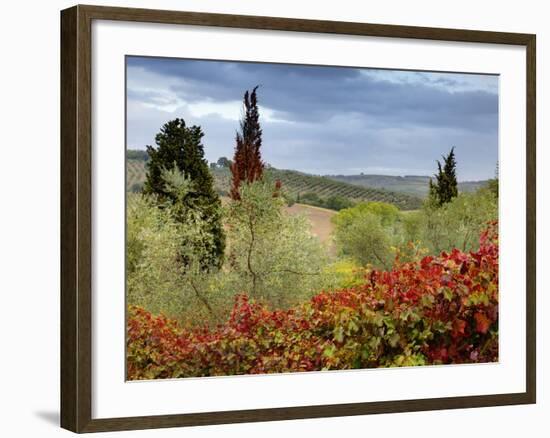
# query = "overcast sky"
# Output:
<box><xmin>126</xmin><ymin>56</ymin><xmax>498</xmax><ymax>181</ymax></box>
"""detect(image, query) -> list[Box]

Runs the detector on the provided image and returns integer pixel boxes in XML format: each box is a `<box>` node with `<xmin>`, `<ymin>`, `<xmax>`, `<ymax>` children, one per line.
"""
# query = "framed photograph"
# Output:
<box><xmin>60</xmin><ymin>4</ymin><xmax>536</xmax><ymax>433</ymax></box>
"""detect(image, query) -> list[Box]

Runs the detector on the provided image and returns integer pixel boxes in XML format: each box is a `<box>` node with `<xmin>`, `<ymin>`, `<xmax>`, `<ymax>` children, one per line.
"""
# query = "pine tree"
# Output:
<box><xmin>144</xmin><ymin>118</ymin><xmax>225</xmax><ymax>268</ymax></box>
<box><xmin>429</xmin><ymin>147</ymin><xmax>458</xmax><ymax>206</ymax></box>
<box><xmin>230</xmin><ymin>86</ymin><xmax>264</xmax><ymax>200</ymax></box>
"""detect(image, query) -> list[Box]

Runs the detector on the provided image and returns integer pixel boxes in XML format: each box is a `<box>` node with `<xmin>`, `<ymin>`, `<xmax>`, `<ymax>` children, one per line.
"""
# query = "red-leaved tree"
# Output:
<box><xmin>230</xmin><ymin>86</ymin><xmax>264</xmax><ymax>200</ymax></box>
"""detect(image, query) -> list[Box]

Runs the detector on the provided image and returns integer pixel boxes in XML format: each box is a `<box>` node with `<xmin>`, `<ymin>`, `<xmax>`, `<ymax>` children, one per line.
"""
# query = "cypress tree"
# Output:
<box><xmin>144</xmin><ymin>118</ymin><xmax>225</xmax><ymax>268</ymax></box>
<box><xmin>487</xmin><ymin>162</ymin><xmax>499</xmax><ymax>198</ymax></box>
<box><xmin>429</xmin><ymin>147</ymin><xmax>458</xmax><ymax>206</ymax></box>
<box><xmin>230</xmin><ymin>86</ymin><xmax>264</xmax><ymax>200</ymax></box>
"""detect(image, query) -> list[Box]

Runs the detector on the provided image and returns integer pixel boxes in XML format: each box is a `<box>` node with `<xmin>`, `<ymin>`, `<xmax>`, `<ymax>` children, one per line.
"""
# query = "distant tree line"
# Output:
<box><xmin>294</xmin><ymin>192</ymin><xmax>355</xmax><ymax>211</ymax></box>
<box><xmin>127</xmin><ymin>149</ymin><xmax>149</xmax><ymax>161</ymax></box>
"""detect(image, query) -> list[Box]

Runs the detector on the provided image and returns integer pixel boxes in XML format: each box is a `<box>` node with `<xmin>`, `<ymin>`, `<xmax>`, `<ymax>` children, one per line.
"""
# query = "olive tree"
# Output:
<box><xmin>225</xmin><ymin>180</ymin><xmax>335</xmax><ymax>308</ymax></box>
<box><xmin>127</xmin><ymin>169</ymin><xmax>232</xmax><ymax>326</ymax></box>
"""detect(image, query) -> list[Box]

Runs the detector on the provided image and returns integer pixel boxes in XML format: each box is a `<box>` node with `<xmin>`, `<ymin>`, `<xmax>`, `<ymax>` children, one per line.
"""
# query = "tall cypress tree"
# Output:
<box><xmin>487</xmin><ymin>162</ymin><xmax>499</xmax><ymax>198</ymax></box>
<box><xmin>144</xmin><ymin>118</ymin><xmax>225</xmax><ymax>268</ymax></box>
<box><xmin>429</xmin><ymin>147</ymin><xmax>458</xmax><ymax>206</ymax></box>
<box><xmin>230</xmin><ymin>86</ymin><xmax>264</xmax><ymax>200</ymax></box>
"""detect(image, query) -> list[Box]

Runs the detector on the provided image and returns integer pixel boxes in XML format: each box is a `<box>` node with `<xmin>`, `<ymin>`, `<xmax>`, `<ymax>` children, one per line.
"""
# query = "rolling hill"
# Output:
<box><xmin>326</xmin><ymin>174</ymin><xmax>489</xmax><ymax>198</ymax></box>
<box><xmin>126</xmin><ymin>157</ymin><xmax>423</xmax><ymax>210</ymax></box>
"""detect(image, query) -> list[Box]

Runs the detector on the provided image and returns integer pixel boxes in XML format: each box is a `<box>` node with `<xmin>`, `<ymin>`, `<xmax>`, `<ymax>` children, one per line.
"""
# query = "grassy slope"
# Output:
<box><xmin>327</xmin><ymin>174</ymin><xmax>488</xmax><ymax>198</ymax></box>
<box><xmin>127</xmin><ymin>159</ymin><xmax>423</xmax><ymax>210</ymax></box>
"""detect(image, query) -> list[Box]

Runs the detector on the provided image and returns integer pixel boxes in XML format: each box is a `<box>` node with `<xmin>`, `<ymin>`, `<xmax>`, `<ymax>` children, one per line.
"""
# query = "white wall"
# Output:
<box><xmin>0</xmin><ymin>0</ymin><xmax>546</xmax><ymax>436</ymax></box>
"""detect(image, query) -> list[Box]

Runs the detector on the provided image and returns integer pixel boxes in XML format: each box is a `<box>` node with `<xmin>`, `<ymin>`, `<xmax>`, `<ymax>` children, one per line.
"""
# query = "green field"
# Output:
<box><xmin>126</xmin><ymin>156</ymin><xmax>423</xmax><ymax>210</ymax></box>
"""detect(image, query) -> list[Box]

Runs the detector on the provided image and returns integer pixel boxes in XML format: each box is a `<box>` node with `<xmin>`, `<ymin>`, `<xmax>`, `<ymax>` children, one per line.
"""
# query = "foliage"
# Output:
<box><xmin>127</xmin><ymin>192</ymin><xmax>223</xmax><ymax>324</ymax></box>
<box><xmin>216</xmin><ymin>156</ymin><xmax>232</xmax><ymax>168</ymax></box>
<box><xmin>143</xmin><ymin>118</ymin><xmax>225</xmax><ymax>267</ymax></box>
<box><xmin>332</xmin><ymin>202</ymin><xmax>403</xmax><ymax>269</ymax></box>
<box><xmin>324</xmin><ymin>195</ymin><xmax>355</xmax><ymax>211</ymax></box>
<box><xmin>332</xmin><ymin>188</ymin><xmax>497</xmax><ymax>269</ymax></box>
<box><xmin>322</xmin><ymin>259</ymin><xmax>369</xmax><ymax>289</ymax></box>
<box><xmin>296</xmin><ymin>192</ymin><xmax>355</xmax><ymax>211</ymax></box>
<box><xmin>127</xmin><ymin>223</ymin><xmax>499</xmax><ymax>379</ymax></box>
<box><xmin>127</xmin><ymin>176</ymin><xmax>340</xmax><ymax>326</ymax></box>
<box><xmin>335</xmin><ymin>213</ymin><xmax>395</xmax><ymax>269</ymax></box>
<box><xmin>429</xmin><ymin>147</ymin><xmax>458</xmax><ymax>206</ymax></box>
<box><xmin>486</xmin><ymin>163</ymin><xmax>499</xmax><ymax>198</ymax></box>
<box><xmin>486</xmin><ymin>178</ymin><xmax>498</xmax><ymax>198</ymax></box>
<box><xmin>410</xmin><ymin>188</ymin><xmax>498</xmax><ymax>254</ymax></box>
<box><xmin>333</xmin><ymin>201</ymin><xmax>400</xmax><ymax>228</ymax></box>
<box><xmin>225</xmin><ymin>180</ymin><xmax>336</xmax><ymax>308</ymax></box>
<box><xmin>230</xmin><ymin>86</ymin><xmax>265</xmax><ymax>200</ymax></box>
<box><xmin>126</xmin><ymin>149</ymin><xmax>149</xmax><ymax>161</ymax></box>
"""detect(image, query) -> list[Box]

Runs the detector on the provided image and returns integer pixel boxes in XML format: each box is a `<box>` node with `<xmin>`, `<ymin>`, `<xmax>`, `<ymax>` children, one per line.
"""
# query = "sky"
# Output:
<box><xmin>126</xmin><ymin>56</ymin><xmax>499</xmax><ymax>181</ymax></box>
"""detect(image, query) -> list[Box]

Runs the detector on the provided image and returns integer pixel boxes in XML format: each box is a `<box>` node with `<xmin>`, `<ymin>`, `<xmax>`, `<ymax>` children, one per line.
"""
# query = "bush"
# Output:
<box><xmin>332</xmin><ymin>202</ymin><xmax>403</xmax><ymax>269</ymax></box>
<box><xmin>333</xmin><ymin>201</ymin><xmax>400</xmax><ymax>228</ymax></box>
<box><xmin>413</xmin><ymin>188</ymin><xmax>498</xmax><ymax>254</ymax></box>
<box><xmin>127</xmin><ymin>223</ymin><xmax>498</xmax><ymax>379</ymax></box>
<box><xmin>297</xmin><ymin>192</ymin><xmax>355</xmax><ymax>211</ymax></box>
<box><xmin>332</xmin><ymin>190</ymin><xmax>498</xmax><ymax>269</ymax></box>
<box><xmin>324</xmin><ymin>195</ymin><xmax>355</xmax><ymax>211</ymax></box>
<box><xmin>299</xmin><ymin>192</ymin><xmax>323</xmax><ymax>206</ymax></box>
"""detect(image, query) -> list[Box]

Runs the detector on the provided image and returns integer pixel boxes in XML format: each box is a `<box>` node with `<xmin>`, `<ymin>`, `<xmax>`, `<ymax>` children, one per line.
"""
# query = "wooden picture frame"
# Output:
<box><xmin>61</xmin><ymin>4</ymin><xmax>536</xmax><ymax>433</ymax></box>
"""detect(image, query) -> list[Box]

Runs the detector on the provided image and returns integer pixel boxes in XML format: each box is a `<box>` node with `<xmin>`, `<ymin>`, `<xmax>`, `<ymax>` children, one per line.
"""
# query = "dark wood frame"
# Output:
<box><xmin>61</xmin><ymin>4</ymin><xmax>536</xmax><ymax>433</ymax></box>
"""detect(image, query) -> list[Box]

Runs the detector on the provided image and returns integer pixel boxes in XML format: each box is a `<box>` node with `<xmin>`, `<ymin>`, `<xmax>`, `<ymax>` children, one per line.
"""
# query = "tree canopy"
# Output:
<box><xmin>429</xmin><ymin>147</ymin><xmax>458</xmax><ymax>206</ymax></box>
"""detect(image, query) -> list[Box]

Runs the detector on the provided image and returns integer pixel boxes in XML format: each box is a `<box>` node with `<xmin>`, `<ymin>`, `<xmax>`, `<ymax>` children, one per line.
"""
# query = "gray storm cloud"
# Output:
<box><xmin>126</xmin><ymin>57</ymin><xmax>498</xmax><ymax>181</ymax></box>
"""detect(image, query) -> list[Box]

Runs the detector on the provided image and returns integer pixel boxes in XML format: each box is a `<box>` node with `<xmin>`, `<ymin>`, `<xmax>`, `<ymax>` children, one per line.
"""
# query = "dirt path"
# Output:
<box><xmin>285</xmin><ymin>203</ymin><xmax>336</xmax><ymax>253</ymax></box>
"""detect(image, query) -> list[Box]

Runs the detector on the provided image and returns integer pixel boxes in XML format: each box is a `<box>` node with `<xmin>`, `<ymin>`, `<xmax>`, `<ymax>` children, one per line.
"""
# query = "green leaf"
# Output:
<box><xmin>421</xmin><ymin>294</ymin><xmax>435</xmax><ymax>308</ymax></box>
<box><xmin>388</xmin><ymin>332</ymin><xmax>400</xmax><ymax>348</ymax></box>
<box><xmin>323</xmin><ymin>344</ymin><xmax>336</xmax><ymax>358</ymax></box>
<box><xmin>333</xmin><ymin>326</ymin><xmax>344</xmax><ymax>343</ymax></box>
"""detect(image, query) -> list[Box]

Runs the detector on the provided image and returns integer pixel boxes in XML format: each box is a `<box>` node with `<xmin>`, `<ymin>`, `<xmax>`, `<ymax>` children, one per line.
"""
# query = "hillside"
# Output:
<box><xmin>326</xmin><ymin>174</ymin><xmax>489</xmax><ymax>197</ymax></box>
<box><xmin>126</xmin><ymin>157</ymin><xmax>423</xmax><ymax>210</ymax></box>
<box><xmin>285</xmin><ymin>203</ymin><xmax>336</xmax><ymax>253</ymax></box>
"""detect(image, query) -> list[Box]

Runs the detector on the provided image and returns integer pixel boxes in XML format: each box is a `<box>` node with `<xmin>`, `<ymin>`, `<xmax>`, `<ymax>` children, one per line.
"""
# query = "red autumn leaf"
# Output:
<box><xmin>452</xmin><ymin>319</ymin><xmax>467</xmax><ymax>338</ymax></box>
<box><xmin>474</xmin><ymin>312</ymin><xmax>491</xmax><ymax>334</ymax></box>
<box><xmin>420</xmin><ymin>255</ymin><xmax>434</xmax><ymax>268</ymax></box>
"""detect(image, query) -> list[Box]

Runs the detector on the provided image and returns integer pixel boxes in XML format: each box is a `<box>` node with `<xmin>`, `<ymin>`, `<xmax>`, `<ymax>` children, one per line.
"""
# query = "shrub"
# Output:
<box><xmin>332</xmin><ymin>202</ymin><xmax>403</xmax><ymax>268</ymax></box>
<box><xmin>127</xmin><ymin>223</ymin><xmax>498</xmax><ymax>379</ymax></box>
<box><xmin>297</xmin><ymin>192</ymin><xmax>355</xmax><ymax>211</ymax></box>
<box><xmin>324</xmin><ymin>195</ymin><xmax>355</xmax><ymax>211</ymax></box>
<box><xmin>414</xmin><ymin>188</ymin><xmax>498</xmax><ymax>254</ymax></box>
